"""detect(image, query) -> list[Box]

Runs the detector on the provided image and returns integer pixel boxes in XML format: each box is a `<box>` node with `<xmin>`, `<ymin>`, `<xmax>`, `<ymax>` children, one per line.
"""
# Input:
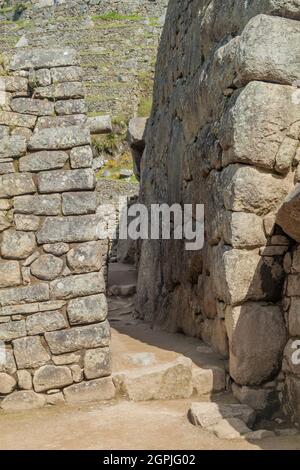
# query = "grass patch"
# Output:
<box><xmin>137</xmin><ymin>97</ymin><xmax>153</xmax><ymax>117</ymax></box>
<box><xmin>92</xmin><ymin>12</ymin><xmax>143</xmax><ymax>22</ymax></box>
<box><xmin>96</xmin><ymin>152</ymin><xmax>138</xmax><ymax>183</ymax></box>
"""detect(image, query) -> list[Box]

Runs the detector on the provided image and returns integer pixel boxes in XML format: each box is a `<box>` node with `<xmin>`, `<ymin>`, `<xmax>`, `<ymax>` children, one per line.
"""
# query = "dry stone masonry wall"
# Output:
<box><xmin>137</xmin><ymin>0</ymin><xmax>300</xmax><ymax>422</ymax></box>
<box><xmin>0</xmin><ymin>47</ymin><xmax>115</xmax><ymax>410</ymax></box>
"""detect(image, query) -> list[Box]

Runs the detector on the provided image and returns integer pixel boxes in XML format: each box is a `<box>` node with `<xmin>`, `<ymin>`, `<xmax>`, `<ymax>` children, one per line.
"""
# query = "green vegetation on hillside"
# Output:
<box><xmin>91</xmin><ymin>12</ymin><xmax>144</xmax><ymax>22</ymax></box>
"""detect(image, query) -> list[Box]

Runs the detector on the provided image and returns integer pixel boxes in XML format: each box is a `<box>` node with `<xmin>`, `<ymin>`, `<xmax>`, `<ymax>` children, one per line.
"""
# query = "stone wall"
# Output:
<box><xmin>0</xmin><ymin>1</ymin><xmax>166</xmax><ymax>118</ymax></box>
<box><xmin>0</xmin><ymin>47</ymin><xmax>115</xmax><ymax>410</ymax></box>
<box><xmin>137</xmin><ymin>0</ymin><xmax>300</xmax><ymax>419</ymax></box>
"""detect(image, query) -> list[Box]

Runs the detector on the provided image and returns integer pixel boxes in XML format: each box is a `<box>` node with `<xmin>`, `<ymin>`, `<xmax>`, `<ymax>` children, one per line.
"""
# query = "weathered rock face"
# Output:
<box><xmin>136</xmin><ymin>0</ymin><xmax>300</xmax><ymax>419</ymax></box>
<box><xmin>0</xmin><ymin>47</ymin><xmax>111</xmax><ymax>411</ymax></box>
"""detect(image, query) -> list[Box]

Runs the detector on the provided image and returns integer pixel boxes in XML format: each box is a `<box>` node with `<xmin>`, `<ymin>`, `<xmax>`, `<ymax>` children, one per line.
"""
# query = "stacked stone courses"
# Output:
<box><xmin>137</xmin><ymin>1</ymin><xmax>300</xmax><ymax>422</ymax></box>
<box><xmin>0</xmin><ymin>47</ymin><xmax>115</xmax><ymax>410</ymax></box>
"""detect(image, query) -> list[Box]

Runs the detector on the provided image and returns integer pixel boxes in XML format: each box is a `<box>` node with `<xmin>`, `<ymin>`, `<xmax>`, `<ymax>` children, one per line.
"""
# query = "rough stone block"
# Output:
<box><xmin>14</xmin><ymin>214</ymin><xmax>40</xmax><ymax>231</ymax></box>
<box><xmin>0</xmin><ymin>320</ymin><xmax>26</xmax><ymax>341</ymax></box>
<box><xmin>51</xmin><ymin>66</ymin><xmax>82</xmax><ymax>83</ymax></box>
<box><xmin>35</xmin><ymin>114</ymin><xmax>86</xmax><ymax>131</ymax></box>
<box><xmin>63</xmin><ymin>377</ymin><xmax>115</xmax><ymax>404</ymax></box>
<box><xmin>222</xmin><ymin>164</ymin><xmax>293</xmax><ymax>216</ymax></box>
<box><xmin>26</xmin><ymin>310</ymin><xmax>67</xmax><ymax>335</ymax></box>
<box><xmin>0</xmin><ymin>373</ymin><xmax>16</xmax><ymax>394</ymax></box>
<box><xmin>17</xmin><ymin>370</ymin><xmax>32</xmax><ymax>390</ymax></box>
<box><xmin>30</xmin><ymin>254</ymin><xmax>63</xmax><ymax>281</ymax></box>
<box><xmin>19</xmin><ymin>151</ymin><xmax>69</xmax><ymax>172</ymax></box>
<box><xmin>28</xmin><ymin>126</ymin><xmax>91</xmax><ymax>151</ymax></box>
<box><xmin>0</xmin><ymin>284</ymin><xmax>49</xmax><ymax>307</ymax></box>
<box><xmin>0</xmin><ymin>173</ymin><xmax>36</xmax><ymax>198</ymax></box>
<box><xmin>212</xmin><ymin>245</ymin><xmax>284</xmax><ymax>305</ymax></box>
<box><xmin>66</xmin><ymin>242</ymin><xmax>102</xmax><ymax>273</ymax></box>
<box><xmin>62</xmin><ymin>192</ymin><xmax>97</xmax><ymax>216</ymax></box>
<box><xmin>1</xmin><ymin>230</ymin><xmax>36</xmax><ymax>260</ymax></box>
<box><xmin>0</xmin><ymin>75</ymin><xmax>28</xmax><ymax>93</ymax></box>
<box><xmin>226</xmin><ymin>302</ymin><xmax>286</xmax><ymax>386</ymax></box>
<box><xmin>86</xmin><ymin>115</ymin><xmax>112</xmax><ymax>134</ymax></box>
<box><xmin>1</xmin><ymin>391</ymin><xmax>46</xmax><ymax>411</ymax></box>
<box><xmin>37</xmin><ymin>214</ymin><xmax>100</xmax><ymax>243</ymax></box>
<box><xmin>45</xmin><ymin>321</ymin><xmax>110</xmax><ymax>354</ymax></box>
<box><xmin>0</xmin><ymin>348</ymin><xmax>16</xmax><ymax>374</ymax></box>
<box><xmin>0</xmin><ymin>111</ymin><xmax>36</xmax><ymax>129</ymax></box>
<box><xmin>10</xmin><ymin>98</ymin><xmax>55</xmax><ymax>116</ymax></box>
<box><xmin>113</xmin><ymin>357</ymin><xmax>193</xmax><ymax>401</ymax></box>
<box><xmin>37</xmin><ymin>169</ymin><xmax>95</xmax><ymax>193</ymax></box>
<box><xmin>10</xmin><ymin>48</ymin><xmax>78</xmax><ymax>71</ymax></box>
<box><xmin>222</xmin><ymin>211</ymin><xmax>266</xmax><ymax>248</ymax></box>
<box><xmin>0</xmin><ymin>135</ymin><xmax>26</xmax><ymax>158</ymax></box>
<box><xmin>67</xmin><ymin>294</ymin><xmax>107</xmax><ymax>325</ymax></box>
<box><xmin>50</xmin><ymin>272</ymin><xmax>105</xmax><ymax>300</ymax></box>
<box><xmin>188</xmin><ymin>402</ymin><xmax>255</xmax><ymax>428</ymax></box>
<box><xmin>288</xmin><ymin>297</ymin><xmax>300</xmax><ymax>336</ymax></box>
<box><xmin>237</xmin><ymin>15</ymin><xmax>300</xmax><ymax>85</ymax></box>
<box><xmin>70</xmin><ymin>146</ymin><xmax>93</xmax><ymax>169</ymax></box>
<box><xmin>54</xmin><ymin>99</ymin><xmax>87</xmax><ymax>115</ymax></box>
<box><xmin>43</xmin><ymin>243</ymin><xmax>69</xmax><ymax>256</ymax></box>
<box><xmin>84</xmin><ymin>347</ymin><xmax>111</xmax><ymax>380</ymax></box>
<box><xmin>33</xmin><ymin>365</ymin><xmax>73</xmax><ymax>392</ymax></box>
<box><xmin>0</xmin><ymin>261</ymin><xmax>21</xmax><ymax>288</ymax></box>
<box><xmin>14</xmin><ymin>194</ymin><xmax>61</xmax><ymax>216</ymax></box>
<box><xmin>192</xmin><ymin>366</ymin><xmax>226</xmax><ymax>395</ymax></box>
<box><xmin>13</xmin><ymin>336</ymin><xmax>51</xmax><ymax>369</ymax></box>
<box><xmin>35</xmin><ymin>82</ymin><xmax>84</xmax><ymax>100</ymax></box>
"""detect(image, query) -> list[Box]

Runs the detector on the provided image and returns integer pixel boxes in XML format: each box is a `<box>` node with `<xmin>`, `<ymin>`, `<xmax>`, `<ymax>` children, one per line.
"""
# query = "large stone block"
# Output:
<box><xmin>0</xmin><ymin>348</ymin><xmax>16</xmax><ymax>374</ymax></box>
<box><xmin>0</xmin><ymin>173</ymin><xmax>36</xmax><ymax>198</ymax></box>
<box><xmin>0</xmin><ymin>75</ymin><xmax>28</xmax><ymax>93</ymax></box>
<box><xmin>13</xmin><ymin>336</ymin><xmax>51</xmax><ymax>369</ymax></box>
<box><xmin>33</xmin><ymin>365</ymin><xmax>73</xmax><ymax>392</ymax></box>
<box><xmin>0</xmin><ymin>373</ymin><xmax>16</xmax><ymax>394</ymax></box>
<box><xmin>51</xmin><ymin>66</ymin><xmax>82</xmax><ymax>83</ymax></box>
<box><xmin>54</xmin><ymin>99</ymin><xmax>87</xmax><ymax>115</ymax></box>
<box><xmin>0</xmin><ymin>284</ymin><xmax>49</xmax><ymax>307</ymax></box>
<box><xmin>1</xmin><ymin>391</ymin><xmax>46</xmax><ymax>411</ymax></box>
<box><xmin>37</xmin><ymin>214</ymin><xmax>100</xmax><ymax>243</ymax></box>
<box><xmin>35</xmin><ymin>82</ymin><xmax>84</xmax><ymax>100</ymax></box>
<box><xmin>67</xmin><ymin>294</ymin><xmax>107</xmax><ymax>325</ymax></box>
<box><xmin>19</xmin><ymin>151</ymin><xmax>69</xmax><ymax>172</ymax></box>
<box><xmin>10</xmin><ymin>98</ymin><xmax>54</xmax><ymax>116</ymax></box>
<box><xmin>226</xmin><ymin>302</ymin><xmax>286</xmax><ymax>385</ymax></box>
<box><xmin>222</xmin><ymin>164</ymin><xmax>293</xmax><ymax>216</ymax></box>
<box><xmin>45</xmin><ymin>321</ymin><xmax>110</xmax><ymax>354</ymax></box>
<box><xmin>0</xmin><ymin>321</ymin><xmax>26</xmax><ymax>341</ymax></box>
<box><xmin>62</xmin><ymin>192</ymin><xmax>97</xmax><ymax>215</ymax></box>
<box><xmin>86</xmin><ymin>115</ymin><xmax>112</xmax><ymax>134</ymax></box>
<box><xmin>212</xmin><ymin>245</ymin><xmax>284</xmax><ymax>305</ymax></box>
<box><xmin>35</xmin><ymin>114</ymin><xmax>86</xmax><ymax>131</ymax></box>
<box><xmin>10</xmin><ymin>48</ymin><xmax>78</xmax><ymax>70</ymax></box>
<box><xmin>1</xmin><ymin>230</ymin><xmax>36</xmax><ymax>260</ymax></box>
<box><xmin>113</xmin><ymin>357</ymin><xmax>193</xmax><ymax>401</ymax></box>
<box><xmin>28</xmin><ymin>126</ymin><xmax>91</xmax><ymax>151</ymax></box>
<box><xmin>221</xmin><ymin>82</ymin><xmax>300</xmax><ymax>171</ymax></box>
<box><xmin>63</xmin><ymin>377</ymin><xmax>115</xmax><ymax>404</ymax></box>
<box><xmin>30</xmin><ymin>254</ymin><xmax>63</xmax><ymax>281</ymax></box>
<box><xmin>188</xmin><ymin>402</ymin><xmax>255</xmax><ymax>428</ymax></box>
<box><xmin>14</xmin><ymin>194</ymin><xmax>61</xmax><ymax>216</ymax></box>
<box><xmin>50</xmin><ymin>272</ymin><xmax>105</xmax><ymax>300</ymax></box>
<box><xmin>0</xmin><ymin>261</ymin><xmax>21</xmax><ymax>288</ymax></box>
<box><xmin>70</xmin><ymin>146</ymin><xmax>93</xmax><ymax>169</ymax></box>
<box><xmin>277</xmin><ymin>185</ymin><xmax>300</xmax><ymax>243</ymax></box>
<box><xmin>84</xmin><ymin>347</ymin><xmax>111</xmax><ymax>380</ymax></box>
<box><xmin>237</xmin><ymin>15</ymin><xmax>300</xmax><ymax>85</ymax></box>
<box><xmin>26</xmin><ymin>310</ymin><xmax>67</xmax><ymax>335</ymax></box>
<box><xmin>0</xmin><ymin>111</ymin><xmax>36</xmax><ymax>129</ymax></box>
<box><xmin>0</xmin><ymin>135</ymin><xmax>27</xmax><ymax>158</ymax></box>
<box><xmin>66</xmin><ymin>242</ymin><xmax>102</xmax><ymax>273</ymax></box>
<box><xmin>222</xmin><ymin>212</ymin><xmax>266</xmax><ymax>248</ymax></box>
<box><xmin>37</xmin><ymin>169</ymin><xmax>95</xmax><ymax>193</ymax></box>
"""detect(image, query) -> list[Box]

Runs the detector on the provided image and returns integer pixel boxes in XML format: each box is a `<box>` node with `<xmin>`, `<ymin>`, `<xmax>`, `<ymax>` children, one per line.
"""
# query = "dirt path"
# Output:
<box><xmin>0</xmin><ymin>398</ymin><xmax>300</xmax><ymax>450</ymax></box>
